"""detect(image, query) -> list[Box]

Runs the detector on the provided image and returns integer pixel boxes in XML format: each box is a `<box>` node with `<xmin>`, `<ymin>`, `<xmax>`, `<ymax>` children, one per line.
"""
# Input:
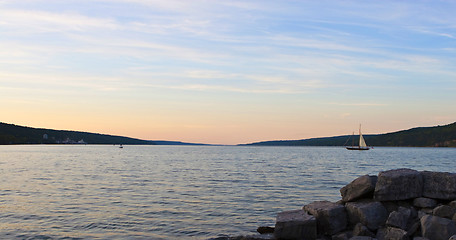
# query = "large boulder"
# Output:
<box><xmin>413</xmin><ymin>197</ymin><xmax>437</xmax><ymax>208</ymax></box>
<box><xmin>340</xmin><ymin>175</ymin><xmax>377</xmax><ymax>202</ymax></box>
<box><xmin>450</xmin><ymin>200</ymin><xmax>456</xmax><ymax>209</ymax></box>
<box><xmin>422</xmin><ymin>171</ymin><xmax>456</xmax><ymax>200</ymax></box>
<box><xmin>420</xmin><ymin>215</ymin><xmax>456</xmax><ymax>240</ymax></box>
<box><xmin>304</xmin><ymin>201</ymin><xmax>347</xmax><ymax>235</ymax></box>
<box><xmin>433</xmin><ymin>205</ymin><xmax>455</xmax><ymax>219</ymax></box>
<box><xmin>345</xmin><ymin>200</ymin><xmax>388</xmax><ymax>231</ymax></box>
<box><xmin>352</xmin><ymin>223</ymin><xmax>375</xmax><ymax>237</ymax></box>
<box><xmin>275</xmin><ymin>209</ymin><xmax>317</xmax><ymax>240</ymax></box>
<box><xmin>386</xmin><ymin>207</ymin><xmax>411</xmax><ymax>230</ymax></box>
<box><xmin>374</xmin><ymin>169</ymin><xmax>423</xmax><ymax>201</ymax></box>
<box><xmin>383</xmin><ymin>227</ymin><xmax>408</xmax><ymax>240</ymax></box>
<box><xmin>332</xmin><ymin>231</ymin><xmax>352</xmax><ymax>240</ymax></box>
<box><xmin>378</xmin><ymin>225</ymin><xmax>417</xmax><ymax>240</ymax></box>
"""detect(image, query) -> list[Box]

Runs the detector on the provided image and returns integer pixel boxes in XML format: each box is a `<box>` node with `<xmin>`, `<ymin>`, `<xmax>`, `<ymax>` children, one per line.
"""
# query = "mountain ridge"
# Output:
<box><xmin>240</xmin><ymin>122</ymin><xmax>456</xmax><ymax>147</ymax></box>
<box><xmin>0</xmin><ymin>122</ymin><xmax>207</xmax><ymax>145</ymax></box>
<box><xmin>1</xmin><ymin>121</ymin><xmax>455</xmax><ymax>147</ymax></box>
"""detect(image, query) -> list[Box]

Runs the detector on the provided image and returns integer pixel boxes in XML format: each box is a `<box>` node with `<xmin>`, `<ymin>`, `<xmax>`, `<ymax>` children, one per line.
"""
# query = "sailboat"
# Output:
<box><xmin>346</xmin><ymin>125</ymin><xmax>370</xmax><ymax>150</ymax></box>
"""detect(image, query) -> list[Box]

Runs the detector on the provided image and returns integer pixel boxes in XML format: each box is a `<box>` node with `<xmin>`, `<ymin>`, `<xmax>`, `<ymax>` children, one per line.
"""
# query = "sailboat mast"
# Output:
<box><xmin>359</xmin><ymin>124</ymin><xmax>361</xmax><ymax>147</ymax></box>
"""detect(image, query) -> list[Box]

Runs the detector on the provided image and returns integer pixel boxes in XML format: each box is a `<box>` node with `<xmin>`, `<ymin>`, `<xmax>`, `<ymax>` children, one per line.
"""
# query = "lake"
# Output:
<box><xmin>0</xmin><ymin>145</ymin><xmax>455</xmax><ymax>239</ymax></box>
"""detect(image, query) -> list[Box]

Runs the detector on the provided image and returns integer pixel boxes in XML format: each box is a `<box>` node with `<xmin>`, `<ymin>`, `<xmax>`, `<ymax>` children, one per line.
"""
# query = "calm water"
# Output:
<box><xmin>0</xmin><ymin>145</ymin><xmax>455</xmax><ymax>239</ymax></box>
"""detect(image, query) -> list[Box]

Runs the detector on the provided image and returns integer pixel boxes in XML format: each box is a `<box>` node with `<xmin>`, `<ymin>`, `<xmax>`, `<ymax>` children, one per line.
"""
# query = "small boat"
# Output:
<box><xmin>346</xmin><ymin>125</ymin><xmax>370</xmax><ymax>150</ymax></box>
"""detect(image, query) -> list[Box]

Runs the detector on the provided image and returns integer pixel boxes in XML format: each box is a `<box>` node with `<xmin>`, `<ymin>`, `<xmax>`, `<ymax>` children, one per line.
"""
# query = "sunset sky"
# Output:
<box><xmin>1</xmin><ymin>0</ymin><xmax>455</xmax><ymax>145</ymax></box>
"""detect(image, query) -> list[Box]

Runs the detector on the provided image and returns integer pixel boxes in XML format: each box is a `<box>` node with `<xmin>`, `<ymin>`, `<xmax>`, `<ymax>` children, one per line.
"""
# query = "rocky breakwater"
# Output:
<box><xmin>274</xmin><ymin>169</ymin><xmax>456</xmax><ymax>240</ymax></box>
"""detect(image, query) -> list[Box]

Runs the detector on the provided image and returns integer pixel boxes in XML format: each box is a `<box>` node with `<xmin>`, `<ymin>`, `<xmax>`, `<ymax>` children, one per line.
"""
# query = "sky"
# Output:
<box><xmin>0</xmin><ymin>0</ymin><xmax>455</xmax><ymax>145</ymax></box>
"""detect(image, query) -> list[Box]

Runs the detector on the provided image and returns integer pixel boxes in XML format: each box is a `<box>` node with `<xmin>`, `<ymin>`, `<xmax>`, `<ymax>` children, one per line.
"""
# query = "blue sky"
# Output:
<box><xmin>1</xmin><ymin>0</ymin><xmax>455</xmax><ymax>144</ymax></box>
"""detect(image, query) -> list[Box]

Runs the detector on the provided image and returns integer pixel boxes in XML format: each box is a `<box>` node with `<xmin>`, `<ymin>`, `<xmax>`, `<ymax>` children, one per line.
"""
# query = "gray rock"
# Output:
<box><xmin>304</xmin><ymin>201</ymin><xmax>347</xmax><ymax>235</ymax></box>
<box><xmin>383</xmin><ymin>227</ymin><xmax>408</xmax><ymax>240</ymax></box>
<box><xmin>406</xmin><ymin>220</ymin><xmax>420</xmax><ymax>237</ymax></box>
<box><xmin>348</xmin><ymin>237</ymin><xmax>374</xmax><ymax>240</ymax></box>
<box><xmin>376</xmin><ymin>227</ymin><xmax>387</xmax><ymax>240</ymax></box>
<box><xmin>420</xmin><ymin>215</ymin><xmax>456</xmax><ymax>240</ymax></box>
<box><xmin>346</xmin><ymin>200</ymin><xmax>388</xmax><ymax>231</ymax></box>
<box><xmin>332</xmin><ymin>231</ymin><xmax>352</xmax><ymax>240</ymax></box>
<box><xmin>227</xmin><ymin>236</ymin><xmax>274</xmax><ymax>240</ymax></box>
<box><xmin>382</xmin><ymin>201</ymin><xmax>399</xmax><ymax>214</ymax></box>
<box><xmin>449</xmin><ymin>200</ymin><xmax>456</xmax><ymax>209</ymax></box>
<box><xmin>374</xmin><ymin>169</ymin><xmax>423</xmax><ymax>201</ymax></box>
<box><xmin>433</xmin><ymin>205</ymin><xmax>455</xmax><ymax>219</ymax></box>
<box><xmin>340</xmin><ymin>175</ymin><xmax>377</xmax><ymax>202</ymax></box>
<box><xmin>352</xmin><ymin>223</ymin><xmax>375</xmax><ymax>237</ymax></box>
<box><xmin>257</xmin><ymin>226</ymin><xmax>274</xmax><ymax>234</ymax></box>
<box><xmin>420</xmin><ymin>208</ymin><xmax>433</xmax><ymax>215</ymax></box>
<box><xmin>422</xmin><ymin>171</ymin><xmax>456</xmax><ymax>200</ymax></box>
<box><xmin>413</xmin><ymin>197</ymin><xmax>437</xmax><ymax>208</ymax></box>
<box><xmin>412</xmin><ymin>238</ymin><xmax>429</xmax><ymax>240</ymax></box>
<box><xmin>386</xmin><ymin>207</ymin><xmax>411</xmax><ymax>230</ymax></box>
<box><xmin>275</xmin><ymin>209</ymin><xmax>317</xmax><ymax>240</ymax></box>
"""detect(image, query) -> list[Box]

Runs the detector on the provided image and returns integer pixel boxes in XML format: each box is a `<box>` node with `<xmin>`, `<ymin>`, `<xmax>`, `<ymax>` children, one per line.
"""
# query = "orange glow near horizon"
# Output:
<box><xmin>1</xmin><ymin>1</ymin><xmax>455</xmax><ymax>144</ymax></box>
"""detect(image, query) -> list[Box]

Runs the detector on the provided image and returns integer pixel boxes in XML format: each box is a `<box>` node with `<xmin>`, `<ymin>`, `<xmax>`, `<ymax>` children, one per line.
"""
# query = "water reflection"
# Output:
<box><xmin>0</xmin><ymin>145</ymin><xmax>455</xmax><ymax>239</ymax></box>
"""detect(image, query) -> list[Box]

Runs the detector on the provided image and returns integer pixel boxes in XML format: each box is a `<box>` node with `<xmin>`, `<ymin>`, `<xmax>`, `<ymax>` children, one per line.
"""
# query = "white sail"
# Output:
<box><xmin>359</xmin><ymin>133</ymin><xmax>367</xmax><ymax>147</ymax></box>
<box><xmin>359</xmin><ymin>125</ymin><xmax>367</xmax><ymax>147</ymax></box>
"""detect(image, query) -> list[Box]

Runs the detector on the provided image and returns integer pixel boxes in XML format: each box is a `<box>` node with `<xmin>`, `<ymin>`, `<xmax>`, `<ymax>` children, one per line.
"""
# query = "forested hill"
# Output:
<box><xmin>242</xmin><ymin>122</ymin><xmax>456</xmax><ymax>147</ymax></box>
<box><xmin>0</xmin><ymin>122</ymin><xmax>205</xmax><ymax>145</ymax></box>
<box><xmin>0</xmin><ymin>122</ymin><xmax>153</xmax><ymax>145</ymax></box>
<box><xmin>365</xmin><ymin>122</ymin><xmax>456</xmax><ymax>147</ymax></box>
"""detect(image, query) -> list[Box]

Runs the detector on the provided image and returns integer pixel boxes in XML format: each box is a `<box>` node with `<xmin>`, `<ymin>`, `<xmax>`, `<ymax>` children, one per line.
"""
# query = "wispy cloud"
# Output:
<box><xmin>0</xmin><ymin>9</ymin><xmax>118</xmax><ymax>33</ymax></box>
<box><xmin>1</xmin><ymin>0</ymin><xmax>456</xmax><ymax>144</ymax></box>
<box><xmin>329</xmin><ymin>102</ymin><xmax>388</xmax><ymax>107</ymax></box>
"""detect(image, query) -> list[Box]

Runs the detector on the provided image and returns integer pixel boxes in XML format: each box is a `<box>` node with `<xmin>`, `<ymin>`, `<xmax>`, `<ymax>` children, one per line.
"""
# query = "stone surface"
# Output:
<box><xmin>275</xmin><ymin>210</ymin><xmax>317</xmax><ymax>240</ymax></box>
<box><xmin>340</xmin><ymin>175</ymin><xmax>377</xmax><ymax>202</ymax></box>
<box><xmin>375</xmin><ymin>227</ymin><xmax>387</xmax><ymax>240</ymax></box>
<box><xmin>352</xmin><ymin>223</ymin><xmax>374</xmax><ymax>237</ymax></box>
<box><xmin>374</xmin><ymin>169</ymin><xmax>423</xmax><ymax>201</ymax></box>
<box><xmin>422</xmin><ymin>171</ymin><xmax>456</xmax><ymax>200</ymax></box>
<box><xmin>381</xmin><ymin>201</ymin><xmax>399</xmax><ymax>214</ymax></box>
<box><xmin>386</xmin><ymin>207</ymin><xmax>411</xmax><ymax>230</ymax></box>
<box><xmin>383</xmin><ymin>227</ymin><xmax>408</xmax><ymax>240</ymax></box>
<box><xmin>420</xmin><ymin>208</ymin><xmax>433</xmax><ymax>215</ymax></box>
<box><xmin>304</xmin><ymin>201</ymin><xmax>347</xmax><ymax>235</ymax></box>
<box><xmin>257</xmin><ymin>226</ymin><xmax>274</xmax><ymax>234</ymax></box>
<box><xmin>224</xmin><ymin>236</ymin><xmax>275</xmax><ymax>240</ymax></box>
<box><xmin>449</xmin><ymin>200</ymin><xmax>456</xmax><ymax>209</ymax></box>
<box><xmin>332</xmin><ymin>231</ymin><xmax>352</xmax><ymax>240</ymax></box>
<box><xmin>433</xmin><ymin>204</ymin><xmax>456</xmax><ymax>219</ymax></box>
<box><xmin>345</xmin><ymin>200</ymin><xmax>388</xmax><ymax>231</ymax></box>
<box><xmin>420</xmin><ymin>215</ymin><xmax>456</xmax><ymax>240</ymax></box>
<box><xmin>413</xmin><ymin>197</ymin><xmax>437</xmax><ymax>208</ymax></box>
<box><xmin>348</xmin><ymin>237</ymin><xmax>373</xmax><ymax>240</ymax></box>
<box><xmin>406</xmin><ymin>220</ymin><xmax>420</xmax><ymax>237</ymax></box>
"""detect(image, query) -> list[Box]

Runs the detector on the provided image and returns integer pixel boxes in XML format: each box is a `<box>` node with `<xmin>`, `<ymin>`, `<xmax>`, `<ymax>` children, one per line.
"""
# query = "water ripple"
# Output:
<box><xmin>0</xmin><ymin>145</ymin><xmax>455</xmax><ymax>239</ymax></box>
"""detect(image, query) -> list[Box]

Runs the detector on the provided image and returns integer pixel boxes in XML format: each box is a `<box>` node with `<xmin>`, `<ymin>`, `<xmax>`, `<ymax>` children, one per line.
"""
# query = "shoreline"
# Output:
<box><xmin>222</xmin><ymin>168</ymin><xmax>456</xmax><ymax>240</ymax></box>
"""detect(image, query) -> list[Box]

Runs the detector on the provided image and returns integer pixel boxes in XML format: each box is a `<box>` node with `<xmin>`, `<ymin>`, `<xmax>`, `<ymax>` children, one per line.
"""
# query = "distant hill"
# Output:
<box><xmin>0</xmin><ymin>122</ymin><xmax>205</xmax><ymax>145</ymax></box>
<box><xmin>241</xmin><ymin>122</ymin><xmax>456</xmax><ymax>147</ymax></box>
